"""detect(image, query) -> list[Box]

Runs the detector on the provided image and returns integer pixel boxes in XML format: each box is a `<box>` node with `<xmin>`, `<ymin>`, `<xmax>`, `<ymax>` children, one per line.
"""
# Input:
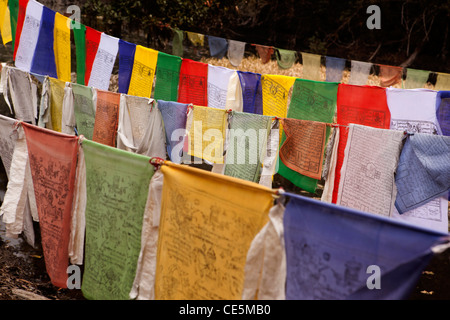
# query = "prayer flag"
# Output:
<box><xmin>128</xmin><ymin>45</ymin><xmax>158</xmax><ymax>98</ymax></box>
<box><xmin>207</xmin><ymin>64</ymin><xmax>235</xmax><ymax>109</ymax></box>
<box><xmin>172</xmin><ymin>28</ymin><xmax>183</xmax><ymax>57</ymax></box>
<box><xmin>238</xmin><ymin>71</ymin><xmax>263</xmax><ymax>115</ymax></box>
<box><xmin>177</xmin><ymin>58</ymin><xmax>208</xmax><ymax>106</ymax></box>
<box><xmin>227</xmin><ymin>40</ymin><xmax>245</xmax><ymax>67</ymax></box>
<box><xmin>301</xmin><ymin>52</ymin><xmax>321</xmax><ymax>81</ymax></box>
<box><xmin>254</xmin><ymin>45</ymin><xmax>273</xmax><ymax>64</ymax></box>
<box><xmin>325</xmin><ymin>56</ymin><xmax>346</xmax><ymax>83</ymax></box>
<box><xmin>73</xmin><ymin>23</ymin><xmax>86</xmax><ymax>85</ymax></box>
<box><xmin>435</xmin><ymin>73</ymin><xmax>450</xmax><ymax>91</ymax></box>
<box><xmin>118</xmin><ymin>39</ymin><xmax>136</xmax><ymax>94</ymax></box>
<box><xmin>84</xmin><ymin>26</ymin><xmax>101</xmax><ymax>85</ymax></box>
<box><xmin>8</xmin><ymin>0</ymin><xmax>19</xmax><ymax>52</ymax></box>
<box><xmin>0</xmin><ymin>0</ymin><xmax>12</xmax><ymax>45</ymax></box>
<box><xmin>379</xmin><ymin>65</ymin><xmax>403</xmax><ymax>87</ymax></box>
<box><xmin>436</xmin><ymin>91</ymin><xmax>450</xmax><ymax>136</ymax></box>
<box><xmin>92</xmin><ymin>90</ymin><xmax>120</xmax><ymax>147</ymax></box>
<box><xmin>208</xmin><ymin>35</ymin><xmax>228</xmax><ymax>59</ymax></box>
<box><xmin>12</xmin><ymin>0</ymin><xmax>27</xmax><ymax>60</ymax></box>
<box><xmin>154</xmin><ymin>51</ymin><xmax>181</xmax><ymax>102</ymax></box>
<box><xmin>276</xmin><ymin>48</ymin><xmax>297</xmax><ymax>70</ymax></box>
<box><xmin>348</xmin><ymin>60</ymin><xmax>372</xmax><ymax>85</ymax></box>
<box><xmin>72</xmin><ymin>82</ymin><xmax>96</xmax><ymax>140</ymax></box>
<box><xmin>404</xmin><ymin>68</ymin><xmax>429</xmax><ymax>89</ymax></box>
<box><xmin>54</xmin><ymin>12</ymin><xmax>71</xmax><ymax>82</ymax></box>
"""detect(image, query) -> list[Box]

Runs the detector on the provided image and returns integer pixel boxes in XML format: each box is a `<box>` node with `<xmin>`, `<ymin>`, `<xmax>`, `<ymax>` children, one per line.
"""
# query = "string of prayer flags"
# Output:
<box><xmin>153</xmin><ymin>51</ymin><xmax>181</xmax><ymax>102</ymax></box>
<box><xmin>14</xmin><ymin>0</ymin><xmax>42</xmax><ymax>73</ymax></box>
<box><xmin>177</xmin><ymin>58</ymin><xmax>208</xmax><ymax>106</ymax></box>
<box><xmin>394</xmin><ymin>133</ymin><xmax>450</xmax><ymax>217</ymax></box>
<box><xmin>348</xmin><ymin>60</ymin><xmax>372</xmax><ymax>85</ymax></box>
<box><xmin>92</xmin><ymin>89</ymin><xmax>120</xmax><ymax>147</ymax></box>
<box><xmin>81</xmin><ymin>139</ymin><xmax>155</xmax><ymax>300</ymax></box>
<box><xmin>54</xmin><ymin>12</ymin><xmax>71</xmax><ymax>82</ymax></box>
<box><xmin>22</xmin><ymin>122</ymin><xmax>79</xmax><ymax>288</ymax></box>
<box><xmin>227</xmin><ymin>40</ymin><xmax>245</xmax><ymax>67</ymax></box>
<box><xmin>254</xmin><ymin>44</ymin><xmax>274</xmax><ymax>64</ymax></box>
<box><xmin>434</xmin><ymin>73</ymin><xmax>450</xmax><ymax>91</ymax></box>
<box><xmin>238</xmin><ymin>71</ymin><xmax>263</xmax><ymax>115</ymax></box>
<box><xmin>187</xmin><ymin>105</ymin><xmax>228</xmax><ymax>164</ymax></box>
<box><xmin>283</xmin><ymin>192</ymin><xmax>449</xmax><ymax>300</ymax></box>
<box><xmin>84</xmin><ymin>26</ymin><xmax>101</xmax><ymax>85</ymax></box>
<box><xmin>223</xmin><ymin>111</ymin><xmax>272</xmax><ymax>182</ymax></box>
<box><xmin>30</xmin><ymin>6</ymin><xmax>57</xmax><ymax>78</ymax></box>
<box><xmin>117</xmin><ymin>95</ymin><xmax>166</xmax><ymax>158</ymax></box>
<box><xmin>12</xmin><ymin>0</ymin><xmax>27</xmax><ymax>60</ymax></box>
<box><xmin>301</xmin><ymin>52</ymin><xmax>321</xmax><ymax>81</ymax></box>
<box><xmin>208</xmin><ymin>35</ymin><xmax>228</xmax><ymax>59</ymax></box>
<box><xmin>155</xmin><ymin>162</ymin><xmax>274</xmax><ymax>300</ymax></box>
<box><xmin>128</xmin><ymin>45</ymin><xmax>158</xmax><ymax>98</ymax></box>
<box><xmin>404</xmin><ymin>68</ymin><xmax>429</xmax><ymax>89</ymax></box>
<box><xmin>73</xmin><ymin>23</ymin><xmax>86</xmax><ymax>85</ymax></box>
<box><xmin>8</xmin><ymin>0</ymin><xmax>19</xmax><ymax>52</ymax></box>
<box><xmin>0</xmin><ymin>0</ymin><xmax>12</xmax><ymax>45</ymax></box>
<box><xmin>172</xmin><ymin>28</ymin><xmax>184</xmax><ymax>57</ymax></box>
<box><xmin>325</xmin><ymin>56</ymin><xmax>346</xmax><ymax>83</ymax></box>
<box><xmin>328</xmin><ymin>84</ymin><xmax>391</xmax><ymax>204</ymax></box>
<box><xmin>157</xmin><ymin>100</ymin><xmax>188</xmax><ymax>163</ymax></box>
<box><xmin>336</xmin><ymin>124</ymin><xmax>405</xmax><ymax>217</ymax></box>
<box><xmin>276</xmin><ymin>48</ymin><xmax>297</xmax><ymax>70</ymax></box>
<box><xmin>279</xmin><ymin>118</ymin><xmax>327</xmax><ymax>181</ymax></box>
<box><xmin>207</xmin><ymin>65</ymin><xmax>235</xmax><ymax>109</ymax></box>
<box><xmin>436</xmin><ymin>91</ymin><xmax>450</xmax><ymax>136</ymax></box>
<box><xmin>378</xmin><ymin>65</ymin><xmax>403</xmax><ymax>87</ymax></box>
<box><xmin>118</xmin><ymin>39</ymin><xmax>136</xmax><ymax>94</ymax></box>
<box><xmin>87</xmin><ymin>33</ymin><xmax>119</xmax><ymax>91</ymax></box>
<box><xmin>72</xmin><ymin>82</ymin><xmax>96</xmax><ymax>140</ymax></box>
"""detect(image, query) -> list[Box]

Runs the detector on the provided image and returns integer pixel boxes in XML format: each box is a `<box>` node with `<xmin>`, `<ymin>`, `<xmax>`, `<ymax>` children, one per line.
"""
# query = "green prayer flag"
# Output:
<box><xmin>154</xmin><ymin>51</ymin><xmax>181</xmax><ymax>101</ymax></box>
<box><xmin>8</xmin><ymin>0</ymin><xmax>18</xmax><ymax>53</ymax></box>
<box><xmin>404</xmin><ymin>68</ymin><xmax>429</xmax><ymax>89</ymax></box>
<box><xmin>172</xmin><ymin>28</ymin><xmax>184</xmax><ymax>57</ymax></box>
<box><xmin>278</xmin><ymin>79</ymin><xmax>338</xmax><ymax>193</ymax></box>
<box><xmin>224</xmin><ymin>112</ymin><xmax>273</xmax><ymax>182</ymax></box>
<box><xmin>72</xmin><ymin>83</ymin><xmax>95</xmax><ymax>140</ymax></box>
<box><xmin>81</xmin><ymin>139</ymin><xmax>155</xmax><ymax>300</ymax></box>
<box><xmin>276</xmin><ymin>48</ymin><xmax>297</xmax><ymax>69</ymax></box>
<box><xmin>74</xmin><ymin>23</ymin><xmax>86</xmax><ymax>85</ymax></box>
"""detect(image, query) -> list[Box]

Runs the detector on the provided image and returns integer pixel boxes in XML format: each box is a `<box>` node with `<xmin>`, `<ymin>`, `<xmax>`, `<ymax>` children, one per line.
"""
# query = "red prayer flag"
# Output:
<box><xmin>379</xmin><ymin>65</ymin><xmax>403</xmax><ymax>87</ymax></box>
<box><xmin>92</xmin><ymin>90</ymin><xmax>120</xmax><ymax>147</ymax></box>
<box><xmin>22</xmin><ymin>123</ymin><xmax>79</xmax><ymax>288</ymax></box>
<box><xmin>177</xmin><ymin>59</ymin><xmax>208</xmax><ymax>106</ymax></box>
<box><xmin>13</xmin><ymin>0</ymin><xmax>29</xmax><ymax>60</ymax></box>
<box><xmin>332</xmin><ymin>84</ymin><xmax>391</xmax><ymax>203</ymax></box>
<box><xmin>84</xmin><ymin>26</ymin><xmax>101</xmax><ymax>85</ymax></box>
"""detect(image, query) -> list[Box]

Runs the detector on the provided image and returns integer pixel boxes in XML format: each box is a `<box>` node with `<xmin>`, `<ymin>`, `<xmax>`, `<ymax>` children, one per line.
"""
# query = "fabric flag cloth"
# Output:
<box><xmin>155</xmin><ymin>162</ymin><xmax>274</xmax><ymax>300</ymax></box>
<box><xmin>261</xmin><ymin>74</ymin><xmax>295</xmax><ymax>119</ymax></box>
<box><xmin>227</xmin><ymin>40</ymin><xmax>245</xmax><ymax>67</ymax></box>
<box><xmin>186</xmin><ymin>31</ymin><xmax>204</xmax><ymax>46</ymax></box>
<box><xmin>84</xmin><ymin>26</ymin><xmax>101</xmax><ymax>85</ymax></box>
<box><xmin>336</xmin><ymin>124</ymin><xmax>405</xmax><ymax>217</ymax></box>
<box><xmin>435</xmin><ymin>73</ymin><xmax>450</xmax><ymax>91</ymax></box>
<box><xmin>153</xmin><ymin>51</ymin><xmax>181</xmax><ymax>102</ymax></box>
<box><xmin>224</xmin><ymin>72</ymin><xmax>243</xmax><ymax>112</ymax></box>
<box><xmin>379</xmin><ymin>65</ymin><xmax>403</xmax><ymax>87</ymax></box>
<box><xmin>72</xmin><ymin>83</ymin><xmax>96</xmax><ymax>140</ymax></box>
<box><xmin>22</xmin><ymin>123</ymin><xmax>78</xmax><ymax>288</ymax></box>
<box><xmin>278</xmin><ymin>79</ymin><xmax>338</xmax><ymax>193</ymax></box>
<box><xmin>118</xmin><ymin>39</ymin><xmax>136</xmax><ymax>94</ymax></box>
<box><xmin>12</xmin><ymin>0</ymin><xmax>27</xmax><ymax>60</ymax></box>
<box><xmin>177</xmin><ymin>58</ymin><xmax>208</xmax><ymax>106</ymax></box>
<box><xmin>238</xmin><ymin>71</ymin><xmax>263</xmax><ymax>115</ymax></box>
<box><xmin>187</xmin><ymin>105</ymin><xmax>228</xmax><ymax>164</ymax></box>
<box><xmin>117</xmin><ymin>95</ymin><xmax>166</xmax><ymax>158</ymax></box>
<box><xmin>14</xmin><ymin>0</ymin><xmax>42</xmax><ymax>73</ymax></box>
<box><xmin>88</xmin><ymin>33</ymin><xmax>119</xmax><ymax>91</ymax></box>
<box><xmin>404</xmin><ymin>68</ymin><xmax>429</xmax><ymax>89</ymax></box>
<box><xmin>301</xmin><ymin>52</ymin><xmax>321</xmax><ymax>81</ymax></box>
<box><xmin>81</xmin><ymin>139</ymin><xmax>155</xmax><ymax>300</ymax></box>
<box><xmin>325</xmin><ymin>56</ymin><xmax>346</xmax><ymax>83</ymax></box>
<box><xmin>395</xmin><ymin>133</ymin><xmax>450</xmax><ymax>215</ymax></box>
<box><xmin>328</xmin><ymin>84</ymin><xmax>391</xmax><ymax>204</ymax></box>
<box><xmin>223</xmin><ymin>111</ymin><xmax>273</xmax><ymax>182</ymax></box>
<box><xmin>254</xmin><ymin>45</ymin><xmax>274</xmax><ymax>64</ymax></box>
<box><xmin>283</xmin><ymin>192</ymin><xmax>449</xmax><ymax>300</ymax></box>
<box><xmin>6</xmin><ymin>67</ymin><xmax>36</xmax><ymax>123</ymax></box>
<box><xmin>208</xmin><ymin>35</ymin><xmax>228</xmax><ymax>59</ymax></box>
<box><xmin>0</xmin><ymin>115</ymin><xmax>19</xmax><ymax>178</ymax></box>
<box><xmin>157</xmin><ymin>100</ymin><xmax>188</xmax><ymax>163</ymax></box>
<box><xmin>30</xmin><ymin>6</ymin><xmax>57</xmax><ymax>78</ymax></box>
<box><xmin>54</xmin><ymin>12</ymin><xmax>71</xmax><ymax>83</ymax></box>
<box><xmin>0</xmin><ymin>0</ymin><xmax>12</xmax><ymax>45</ymax></box>
<box><xmin>348</xmin><ymin>60</ymin><xmax>372</xmax><ymax>85</ymax></box>
<box><xmin>8</xmin><ymin>0</ymin><xmax>19</xmax><ymax>52</ymax></box>
<box><xmin>73</xmin><ymin>23</ymin><xmax>86</xmax><ymax>85</ymax></box>
<box><xmin>387</xmin><ymin>88</ymin><xmax>440</xmax><ymax>135</ymax></box>
<box><xmin>128</xmin><ymin>45</ymin><xmax>158</xmax><ymax>98</ymax></box>
<box><xmin>280</xmin><ymin>118</ymin><xmax>327</xmax><ymax>181</ymax></box>
<box><xmin>92</xmin><ymin>90</ymin><xmax>120</xmax><ymax>147</ymax></box>
<box><xmin>436</xmin><ymin>91</ymin><xmax>450</xmax><ymax>136</ymax></box>
<box><xmin>276</xmin><ymin>48</ymin><xmax>297</xmax><ymax>70</ymax></box>
<box><xmin>47</xmin><ymin>76</ymin><xmax>66</xmax><ymax>132</ymax></box>
<box><xmin>172</xmin><ymin>28</ymin><xmax>183</xmax><ymax>57</ymax></box>
<box><xmin>207</xmin><ymin>65</ymin><xmax>235</xmax><ymax>109</ymax></box>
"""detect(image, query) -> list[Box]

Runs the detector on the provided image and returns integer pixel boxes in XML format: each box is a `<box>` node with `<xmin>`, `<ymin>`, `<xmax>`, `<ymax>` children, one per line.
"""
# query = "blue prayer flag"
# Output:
<box><xmin>118</xmin><ymin>39</ymin><xmax>136</xmax><ymax>94</ymax></box>
<box><xmin>237</xmin><ymin>71</ymin><xmax>263</xmax><ymax>115</ymax></box>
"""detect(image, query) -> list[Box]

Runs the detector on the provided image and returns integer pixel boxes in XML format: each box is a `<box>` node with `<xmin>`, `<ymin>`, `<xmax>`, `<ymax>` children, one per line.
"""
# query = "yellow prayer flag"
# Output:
<box><xmin>49</xmin><ymin>77</ymin><xmax>67</xmax><ymax>132</ymax></box>
<box><xmin>0</xmin><ymin>0</ymin><xmax>11</xmax><ymax>45</ymax></box>
<box><xmin>187</xmin><ymin>105</ymin><xmax>228</xmax><ymax>164</ymax></box>
<box><xmin>128</xmin><ymin>45</ymin><xmax>158</xmax><ymax>98</ymax></box>
<box><xmin>435</xmin><ymin>73</ymin><xmax>450</xmax><ymax>91</ymax></box>
<box><xmin>54</xmin><ymin>13</ymin><xmax>71</xmax><ymax>82</ymax></box>
<box><xmin>155</xmin><ymin>162</ymin><xmax>274</xmax><ymax>300</ymax></box>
